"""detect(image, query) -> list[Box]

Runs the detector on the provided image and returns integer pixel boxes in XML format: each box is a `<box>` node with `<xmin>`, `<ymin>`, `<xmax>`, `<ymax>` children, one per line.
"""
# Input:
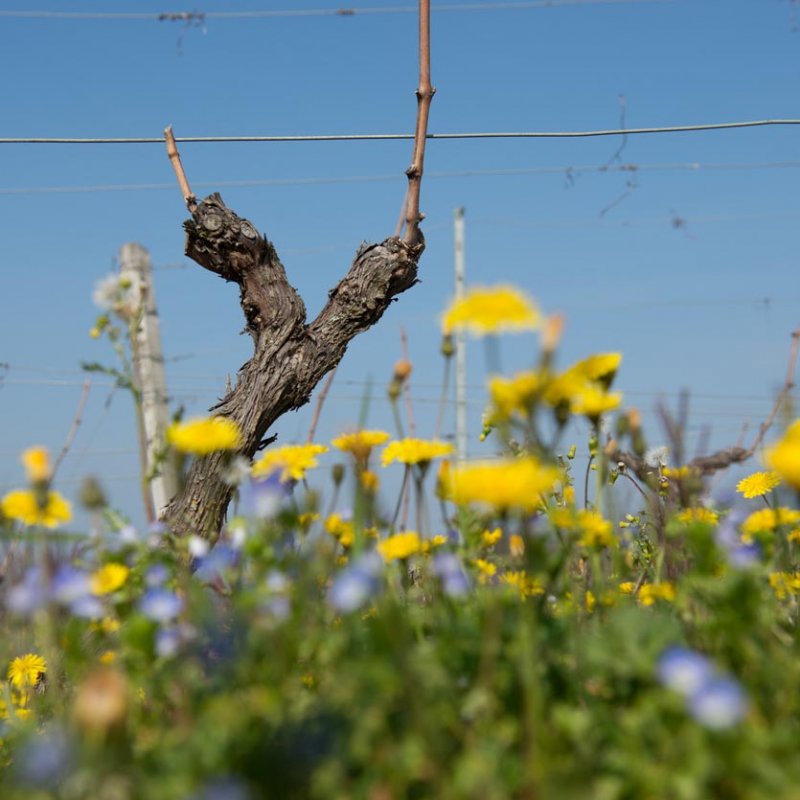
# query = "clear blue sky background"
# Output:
<box><xmin>1</xmin><ymin>0</ymin><xmax>799</xmax><ymax>527</ymax></box>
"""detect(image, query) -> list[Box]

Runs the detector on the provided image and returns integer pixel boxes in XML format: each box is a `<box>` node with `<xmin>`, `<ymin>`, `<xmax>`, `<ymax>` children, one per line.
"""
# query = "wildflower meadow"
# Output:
<box><xmin>2</xmin><ymin>279</ymin><xmax>800</xmax><ymax>799</ymax></box>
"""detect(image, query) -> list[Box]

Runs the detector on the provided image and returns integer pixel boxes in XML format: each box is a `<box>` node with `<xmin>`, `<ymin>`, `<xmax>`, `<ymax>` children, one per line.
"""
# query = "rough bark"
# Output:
<box><xmin>162</xmin><ymin>193</ymin><xmax>423</xmax><ymax>541</ymax></box>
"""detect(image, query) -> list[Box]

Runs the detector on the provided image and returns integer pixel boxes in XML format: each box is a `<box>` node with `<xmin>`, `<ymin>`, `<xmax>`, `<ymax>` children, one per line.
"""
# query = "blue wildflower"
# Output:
<box><xmin>689</xmin><ymin>677</ymin><xmax>747</xmax><ymax>730</ymax></box>
<box><xmin>139</xmin><ymin>588</ymin><xmax>183</xmax><ymax>622</ymax></box>
<box><xmin>328</xmin><ymin>552</ymin><xmax>382</xmax><ymax>613</ymax></box>
<box><xmin>239</xmin><ymin>473</ymin><xmax>290</xmax><ymax>520</ymax></box>
<box><xmin>657</xmin><ymin>647</ymin><xmax>714</xmax><ymax>696</ymax></box>
<box><xmin>432</xmin><ymin>553</ymin><xmax>471</xmax><ymax>597</ymax></box>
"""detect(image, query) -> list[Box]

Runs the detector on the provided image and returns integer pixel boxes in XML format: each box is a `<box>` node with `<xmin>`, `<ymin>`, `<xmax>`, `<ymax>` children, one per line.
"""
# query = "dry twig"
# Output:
<box><xmin>403</xmin><ymin>0</ymin><xmax>434</xmax><ymax>246</ymax></box>
<box><xmin>51</xmin><ymin>379</ymin><xmax>91</xmax><ymax>479</ymax></box>
<box><xmin>164</xmin><ymin>125</ymin><xmax>197</xmax><ymax>212</ymax></box>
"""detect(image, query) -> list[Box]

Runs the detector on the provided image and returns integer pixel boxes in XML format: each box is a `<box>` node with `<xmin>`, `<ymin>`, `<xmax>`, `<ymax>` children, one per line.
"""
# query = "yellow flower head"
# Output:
<box><xmin>8</xmin><ymin>654</ymin><xmax>46</xmax><ymax>690</ymax></box>
<box><xmin>576</xmin><ymin>509</ymin><xmax>615</xmax><ymax>549</ymax></box>
<box><xmin>166</xmin><ymin>416</ymin><xmax>242</xmax><ymax>455</ymax></box>
<box><xmin>509</xmin><ymin>533</ymin><xmax>525</xmax><ymax>557</ymax></box>
<box><xmin>1</xmin><ymin>489</ymin><xmax>72</xmax><ymax>528</ymax></box>
<box><xmin>360</xmin><ymin>470</ymin><xmax>380</xmax><ymax>493</ymax></box>
<box><xmin>442</xmin><ymin>457</ymin><xmax>561</xmax><ymax>512</ymax></box>
<box><xmin>501</xmin><ymin>570</ymin><xmax>543</xmax><ymax>598</ymax></box>
<box><xmin>637</xmin><ymin>582</ymin><xmax>676</xmax><ymax>606</ymax></box>
<box><xmin>676</xmin><ymin>507</ymin><xmax>719</xmax><ymax>526</ymax></box>
<box><xmin>442</xmin><ymin>285</ymin><xmax>541</xmax><ymax>336</ymax></box>
<box><xmin>766</xmin><ymin>420</ymin><xmax>800</xmax><ymax>489</ymax></box>
<box><xmin>769</xmin><ymin>571</ymin><xmax>800</xmax><ymax>600</ymax></box>
<box><xmin>570</xmin><ymin>385</ymin><xmax>622</xmax><ymax>420</ymax></box>
<box><xmin>252</xmin><ymin>443</ymin><xmax>328</xmax><ymax>482</ymax></box>
<box><xmin>377</xmin><ymin>531</ymin><xmax>421</xmax><ymax>562</ymax></box>
<box><xmin>487</xmin><ymin>371</ymin><xmax>544</xmax><ymax>423</ymax></box>
<box><xmin>325</xmin><ymin>513</ymin><xmax>354</xmax><ymax>547</ymax></box>
<box><xmin>331</xmin><ymin>430</ymin><xmax>390</xmax><ymax>460</ymax></box>
<box><xmin>381</xmin><ymin>438</ymin><xmax>454</xmax><ymax>467</ymax></box>
<box><xmin>570</xmin><ymin>353</ymin><xmax>622</xmax><ymax>386</ymax></box>
<box><xmin>737</xmin><ymin>471</ymin><xmax>782</xmax><ymax>499</ymax></box>
<box><xmin>473</xmin><ymin>558</ymin><xmax>497</xmax><ymax>584</ymax></box>
<box><xmin>21</xmin><ymin>446</ymin><xmax>51</xmax><ymax>483</ymax></box>
<box><xmin>481</xmin><ymin>527</ymin><xmax>503</xmax><ymax>547</ymax></box>
<box><xmin>741</xmin><ymin>507</ymin><xmax>800</xmax><ymax>538</ymax></box>
<box><xmin>90</xmin><ymin>563</ymin><xmax>129</xmax><ymax>596</ymax></box>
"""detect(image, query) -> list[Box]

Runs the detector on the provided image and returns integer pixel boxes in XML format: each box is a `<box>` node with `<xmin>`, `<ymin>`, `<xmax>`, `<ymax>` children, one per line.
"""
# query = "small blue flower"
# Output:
<box><xmin>70</xmin><ymin>595</ymin><xmax>106</xmax><ymax>619</ymax></box>
<box><xmin>657</xmin><ymin>647</ymin><xmax>714</xmax><ymax>696</ymax></box>
<box><xmin>145</xmin><ymin>564</ymin><xmax>170</xmax><ymax>587</ymax></box>
<box><xmin>432</xmin><ymin>553</ymin><xmax>471</xmax><ymax>597</ymax></box>
<box><xmin>156</xmin><ymin>627</ymin><xmax>183</xmax><ymax>658</ymax></box>
<box><xmin>140</xmin><ymin>588</ymin><xmax>183</xmax><ymax>622</ymax></box>
<box><xmin>15</xmin><ymin>728</ymin><xmax>72</xmax><ymax>788</ymax></box>
<box><xmin>328</xmin><ymin>552</ymin><xmax>382</xmax><ymax>613</ymax></box>
<box><xmin>688</xmin><ymin>677</ymin><xmax>747</xmax><ymax>730</ymax></box>
<box><xmin>194</xmin><ymin>544</ymin><xmax>239</xmax><ymax>583</ymax></box>
<box><xmin>7</xmin><ymin>567</ymin><xmax>46</xmax><ymax>616</ymax></box>
<box><xmin>50</xmin><ymin>566</ymin><xmax>91</xmax><ymax>605</ymax></box>
<box><xmin>239</xmin><ymin>473</ymin><xmax>290</xmax><ymax>520</ymax></box>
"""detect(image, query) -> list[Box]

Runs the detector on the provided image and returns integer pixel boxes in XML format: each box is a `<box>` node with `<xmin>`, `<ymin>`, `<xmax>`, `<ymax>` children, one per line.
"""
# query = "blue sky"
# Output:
<box><xmin>1</xmin><ymin>0</ymin><xmax>799</xmax><ymax>525</ymax></box>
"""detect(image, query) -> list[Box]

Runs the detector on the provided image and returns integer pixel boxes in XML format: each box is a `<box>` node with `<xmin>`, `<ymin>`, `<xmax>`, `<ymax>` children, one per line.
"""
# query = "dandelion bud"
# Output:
<box><xmin>79</xmin><ymin>476</ymin><xmax>107</xmax><ymax>510</ymax></box>
<box><xmin>393</xmin><ymin>359</ymin><xmax>413</xmax><ymax>383</ymax></box>
<box><xmin>567</xmin><ymin>444</ymin><xmax>577</xmax><ymax>460</ymax></box>
<box><xmin>628</xmin><ymin>408</ymin><xmax>642</xmax><ymax>432</ymax></box>
<box><xmin>331</xmin><ymin>463</ymin><xmax>345</xmax><ymax>487</ymax></box>
<box><xmin>22</xmin><ymin>446</ymin><xmax>51</xmax><ymax>484</ymax></box>
<box><xmin>387</xmin><ymin>380</ymin><xmax>402</xmax><ymax>401</ymax></box>
<box><xmin>440</xmin><ymin>334</ymin><xmax>455</xmax><ymax>358</ymax></box>
<box><xmin>541</xmin><ymin>313</ymin><xmax>564</xmax><ymax>354</ymax></box>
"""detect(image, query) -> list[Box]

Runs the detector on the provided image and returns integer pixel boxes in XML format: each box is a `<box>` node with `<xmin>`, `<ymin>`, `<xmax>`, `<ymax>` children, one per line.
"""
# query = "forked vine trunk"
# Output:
<box><xmin>162</xmin><ymin>194</ymin><xmax>423</xmax><ymax>540</ymax></box>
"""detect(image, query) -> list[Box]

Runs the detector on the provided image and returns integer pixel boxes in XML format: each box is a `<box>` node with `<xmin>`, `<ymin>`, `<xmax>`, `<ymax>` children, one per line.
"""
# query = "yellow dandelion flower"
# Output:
<box><xmin>637</xmin><ymin>582</ymin><xmax>676</xmax><ymax>606</ymax></box>
<box><xmin>166</xmin><ymin>416</ymin><xmax>242</xmax><ymax>455</ymax></box>
<box><xmin>1</xmin><ymin>489</ymin><xmax>72</xmax><ymax>528</ymax></box>
<box><xmin>618</xmin><ymin>581</ymin><xmax>635</xmax><ymax>594</ymax></box>
<box><xmin>473</xmin><ymin>558</ymin><xmax>497</xmax><ymax>584</ymax></box>
<box><xmin>377</xmin><ymin>531</ymin><xmax>421</xmax><ymax>562</ymax></box>
<box><xmin>441</xmin><ymin>285</ymin><xmax>541</xmax><ymax>336</ymax></box>
<box><xmin>677</xmin><ymin>507</ymin><xmax>719</xmax><ymax>526</ymax></box>
<box><xmin>8</xmin><ymin>654</ymin><xmax>46</xmax><ymax>690</ymax></box>
<box><xmin>331</xmin><ymin>430</ymin><xmax>390</xmax><ymax>460</ymax></box>
<box><xmin>769</xmin><ymin>571</ymin><xmax>800</xmax><ymax>600</ymax></box>
<box><xmin>360</xmin><ymin>470</ymin><xmax>380</xmax><ymax>493</ymax></box>
<box><xmin>324</xmin><ymin>514</ymin><xmax>354</xmax><ymax>547</ymax></box>
<box><xmin>99</xmin><ymin>651</ymin><xmax>117</xmax><ymax>665</ymax></box>
<box><xmin>420</xmin><ymin>534</ymin><xmax>448</xmax><ymax>555</ymax></box>
<box><xmin>736</xmin><ymin>471</ymin><xmax>782</xmax><ymax>499</ymax></box>
<box><xmin>442</xmin><ymin>457</ymin><xmax>561</xmax><ymax>512</ymax></box>
<box><xmin>21</xmin><ymin>446</ymin><xmax>51</xmax><ymax>483</ymax></box>
<box><xmin>501</xmin><ymin>570</ymin><xmax>544</xmax><ymax>598</ymax></box>
<box><xmin>509</xmin><ymin>534</ymin><xmax>525</xmax><ymax>557</ymax></box>
<box><xmin>252</xmin><ymin>443</ymin><xmax>328</xmax><ymax>482</ymax></box>
<box><xmin>487</xmin><ymin>371</ymin><xmax>544</xmax><ymax>422</ymax></box>
<box><xmin>570</xmin><ymin>385</ymin><xmax>622</xmax><ymax>420</ymax></box>
<box><xmin>570</xmin><ymin>353</ymin><xmax>622</xmax><ymax>385</ymax></box>
<box><xmin>380</xmin><ymin>438</ymin><xmax>454</xmax><ymax>467</ymax></box>
<box><xmin>788</xmin><ymin>528</ymin><xmax>800</xmax><ymax>544</ymax></box>
<box><xmin>765</xmin><ymin>420</ymin><xmax>800</xmax><ymax>489</ymax></box>
<box><xmin>585</xmin><ymin>590</ymin><xmax>597</xmax><ymax>614</ymax></box>
<box><xmin>481</xmin><ymin>527</ymin><xmax>503</xmax><ymax>547</ymax></box>
<box><xmin>663</xmin><ymin>466</ymin><xmax>695</xmax><ymax>481</ymax></box>
<box><xmin>741</xmin><ymin>507</ymin><xmax>800</xmax><ymax>537</ymax></box>
<box><xmin>90</xmin><ymin>563</ymin><xmax>129</xmax><ymax>596</ymax></box>
<box><xmin>576</xmin><ymin>510</ymin><xmax>615</xmax><ymax>549</ymax></box>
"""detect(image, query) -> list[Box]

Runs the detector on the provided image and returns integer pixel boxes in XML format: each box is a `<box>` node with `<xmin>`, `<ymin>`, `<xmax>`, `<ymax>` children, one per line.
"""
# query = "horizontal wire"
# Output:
<box><xmin>3</xmin><ymin>119</ymin><xmax>800</xmax><ymax>145</ymax></box>
<box><xmin>0</xmin><ymin>1</ymin><xmax>673</xmax><ymax>21</ymax></box>
<box><xmin>4</xmin><ymin>159</ymin><xmax>800</xmax><ymax>196</ymax></box>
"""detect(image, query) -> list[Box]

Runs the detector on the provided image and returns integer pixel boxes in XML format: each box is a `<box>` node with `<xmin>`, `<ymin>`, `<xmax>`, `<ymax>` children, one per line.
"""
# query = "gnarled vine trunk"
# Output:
<box><xmin>162</xmin><ymin>193</ymin><xmax>423</xmax><ymax>541</ymax></box>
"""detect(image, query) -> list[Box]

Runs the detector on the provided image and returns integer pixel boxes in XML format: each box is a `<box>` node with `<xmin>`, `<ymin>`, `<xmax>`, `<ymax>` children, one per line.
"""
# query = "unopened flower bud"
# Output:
<box><xmin>393</xmin><ymin>359</ymin><xmax>413</xmax><ymax>382</ymax></box>
<box><xmin>331</xmin><ymin>463</ymin><xmax>345</xmax><ymax>487</ymax></box>
<box><xmin>79</xmin><ymin>476</ymin><xmax>107</xmax><ymax>510</ymax></box>
<box><xmin>440</xmin><ymin>334</ymin><xmax>455</xmax><ymax>358</ymax></box>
